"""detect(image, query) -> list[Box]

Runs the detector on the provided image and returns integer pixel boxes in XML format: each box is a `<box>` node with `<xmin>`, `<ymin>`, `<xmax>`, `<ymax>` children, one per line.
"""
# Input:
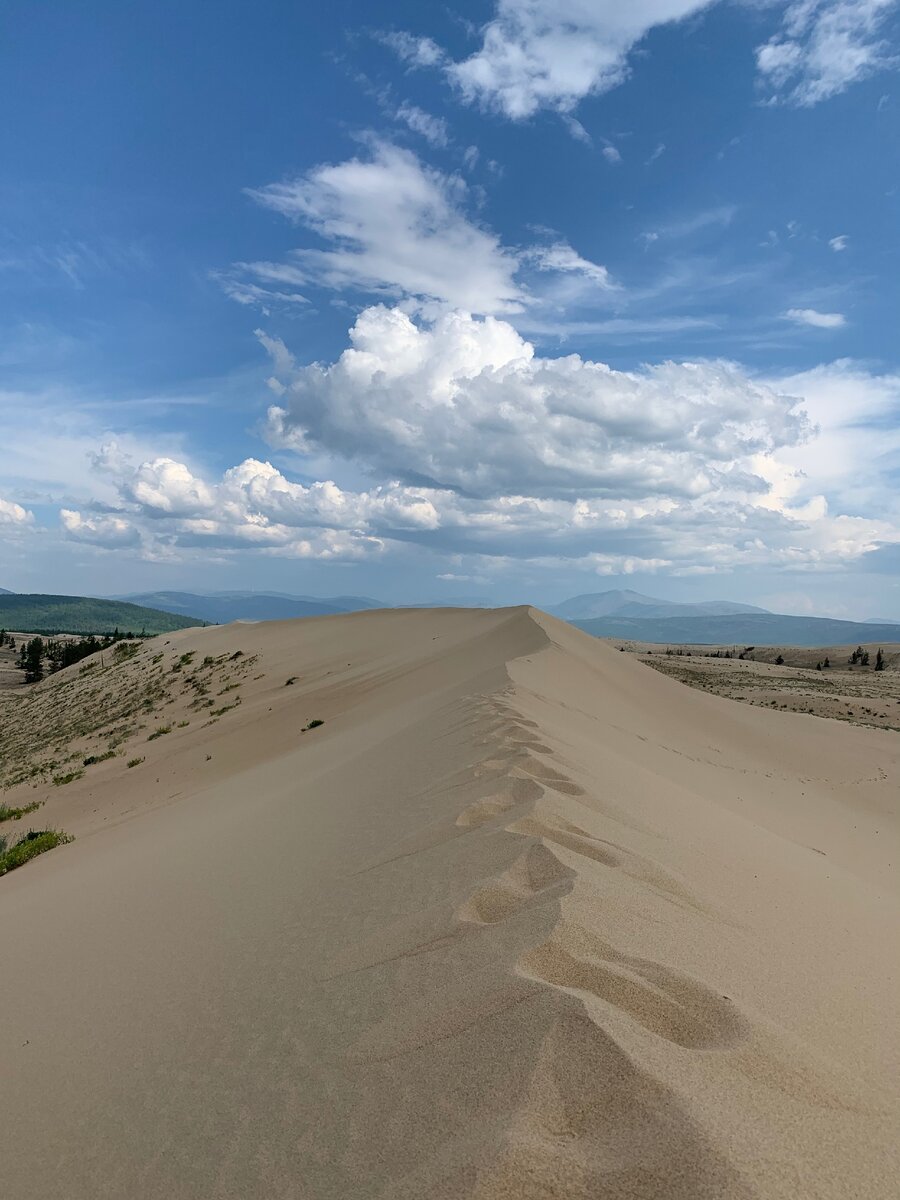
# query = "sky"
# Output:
<box><xmin>1</xmin><ymin>0</ymin><xmax>899</xmax><ymax>617</ymax></box>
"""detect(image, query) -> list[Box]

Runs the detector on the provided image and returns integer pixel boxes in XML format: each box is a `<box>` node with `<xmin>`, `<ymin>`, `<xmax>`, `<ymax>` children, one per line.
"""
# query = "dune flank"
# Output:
<box><xmin>0</xmin><ymin>606</ymin><xmax>898</xmax><ymax>1198</ymax></box>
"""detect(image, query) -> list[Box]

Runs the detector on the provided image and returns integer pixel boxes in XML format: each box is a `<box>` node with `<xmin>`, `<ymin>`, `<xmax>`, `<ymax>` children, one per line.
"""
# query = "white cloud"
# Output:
<box><xmin>0</xmin><ymin>497</ymin><xmax>33</xmax><ymax>526</ymax></box>
<box><xmin>757</xmin><ymin>0</ymin><xmax>898</xmax><ymax>106</ymax></box>
<box><xmin>602</xmin><ymin>144</ymin><xmax>622</xmax><ymax>164</ymax></box>
<box><xmin>395</xmin><ymin>102</ymin><xmax>450</xmax><ymax>146</ymax></box>
<box><xmin>60</xmin><ymin>509</ymin><xmax>140</xmax><ymax>548</ymax></box>
<box><xmin>32</xmin><ymin>335</ymin><xmax>900</xmax><ymax>579</ymax></box>
<box><xmin>646</xmin><ymin>142</ymin><xmax>666</xmax><ymax>164</ymax></box>
<box><xmin>122</xmin><ymin>458</ymin><xmax>216</xmax><ymax>517</ymax></box>
<box><xmin>379</xmin><ymin>31</ymin><xmax>446</xmax><ymax>69</ymax></box>
<box><xmin>829</xmin><ymin>234</ymin><xmax>849</xmax><ymax>251</ymax></box>
<box><xmin>240</xmin><ymin>141</ymin><xmax>525</xmax><ymax>314</ymax></box>
<box><xmin>229</xmin><ymin>143</ymin><xmax>626</xmax><ymax>317</ymax></box>
<box><xmin>785</xmin><ymin>307</ymin><xmax>847</xmax><ymax>328</ymax></box>
<box><xmin>562</xmin><ymin>115</ymin><xmax>592</xmax><ymax>144</ymax></box>
<box><xmin>522</xmin><ymin>241</ymin><xmax>617</xmax><ymax>288</ymax></box>
<box><xmin>441</xmin><ymin>0</ymin><xmax>714</xmax><ymax>118</ymax></box>
<box><xmin>263</xmin><ymin>304</ymin><xmax>810</xmax><ymax>499</ymax></box>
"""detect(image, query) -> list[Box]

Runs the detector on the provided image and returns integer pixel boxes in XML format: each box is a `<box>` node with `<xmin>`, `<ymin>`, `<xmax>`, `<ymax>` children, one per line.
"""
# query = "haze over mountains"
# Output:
<box><xmin>115</xmin><ymin>587</ymin><xmax>900</xmax><ymax>647</ymax></box>
<box><xmin>2</xmin><ymin>585</ymin><xmax>899</xmax><ymax>646</ymax></box>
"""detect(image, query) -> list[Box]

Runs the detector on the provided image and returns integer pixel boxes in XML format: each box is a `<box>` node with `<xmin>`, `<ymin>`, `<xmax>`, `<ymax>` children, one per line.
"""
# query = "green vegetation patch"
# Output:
<box><xmin>52</xmin><ymin>769</ymin><xmax>84</xmax><ymax>787</ymax></box>
<box><xmin>83</xmin><ymin>750</ymin><xmax>116</xmax><ymax>766</ymax></box>
<box><xmin>0</xmin><ymin>829</ymin><xmax>74</xmax><ymax>876</ymax></box>
<box><xmin>0</xmin><ymin>800</ymin><xmax>43</xmax><ymax>822</ymax></box>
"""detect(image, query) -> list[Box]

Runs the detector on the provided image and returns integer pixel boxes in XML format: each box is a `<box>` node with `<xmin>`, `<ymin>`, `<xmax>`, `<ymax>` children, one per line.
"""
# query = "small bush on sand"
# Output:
<box><xmin>302</xmin><ymin>719</ymin><xmax>325</xmax><ymax>731</ymax></box>
<box><xmin>147</xmin><ymin>725</ymin><xmax>171</xmax><ymax>741</ymax></box>
<box><xmin>83</xmin><ymin>750</ymin><xmax>116</xmax><ymax>766</ymax></box>
<box><xmin>53</xmin><ymin>769</ymin><xmax>84</xmax><ymax>787</ymax></box>
<box><xmin>127</xmin><ymin>757</ymin><xmax>145</xmax><ymax>768</ymax></box>
<box><xmin>0</xmin><ymin>800</ymin><xmax>43</xmax><ymax>822</ymax></box>
<box><xmin>0</xmin><ymin>829</ymin><xmax>74</xmax><ymax>876</ymax></box>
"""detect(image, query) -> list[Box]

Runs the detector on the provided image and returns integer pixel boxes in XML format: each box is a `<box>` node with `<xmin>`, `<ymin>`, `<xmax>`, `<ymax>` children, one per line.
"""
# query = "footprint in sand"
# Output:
<box><xmin>519</xmin><ymin>926</ymin><xmax>749</xmax><ymax>1050</ymax></box>
<box><xmin>459</xmin><ymin>843</ymin><xmax>575</xmax><ymax>924</ymax></box>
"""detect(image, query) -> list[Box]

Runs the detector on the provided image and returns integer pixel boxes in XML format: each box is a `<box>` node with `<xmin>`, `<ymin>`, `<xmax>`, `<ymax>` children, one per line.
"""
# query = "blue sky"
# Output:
<box><xmin>2</xmin><ymin>0</ymin><xmax>899</xmax><ymax>616</ymax></box>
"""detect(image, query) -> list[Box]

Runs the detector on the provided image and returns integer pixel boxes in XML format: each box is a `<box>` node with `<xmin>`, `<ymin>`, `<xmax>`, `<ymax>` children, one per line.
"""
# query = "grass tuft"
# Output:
<box><xmin>0</xmin><ymin>829</ymin><xmax>74</xmax><ymax>876</ymax></box>
<box><xmin>83</xmin><ymin>750</ymin><xmax>116</xmax><ymax>766</ymax></box>
<box><xmin>0</xmin><ymin>800</ymin><xmax>43</xmax><ymax>822</ymax></box>
<box><xmin>52</xmin><ymin>769</ymin><xmax>84</xmax><ymax>787</ymax></box>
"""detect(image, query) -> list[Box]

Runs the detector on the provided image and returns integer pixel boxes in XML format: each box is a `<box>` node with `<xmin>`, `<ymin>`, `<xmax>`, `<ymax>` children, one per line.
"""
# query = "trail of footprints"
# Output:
<box><xmin>454</xmin><ymin>693</ymin><xmax>748</xmax><ymax>1052</ymax></box>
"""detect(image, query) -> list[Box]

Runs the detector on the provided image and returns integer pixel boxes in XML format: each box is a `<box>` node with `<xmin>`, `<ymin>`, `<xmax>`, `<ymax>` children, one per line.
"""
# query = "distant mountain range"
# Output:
<box><xmin>572</xmin><ymin>612</ymin><xmax>900</xmax><ymax>648</ymax></box>
<box><xmin>4</xmin><ymin>586</ymin><xmax>899</xmax><ymax>647</ymax></box>
<box><xmin>547</xmin><ymin>589</ymin><xmax>767</xmax><ymax>620</ymax></box>
<box><xmin>118</xmin><ymin>590</ymin><xmax>384</xmax><ymax>624</ymax></box>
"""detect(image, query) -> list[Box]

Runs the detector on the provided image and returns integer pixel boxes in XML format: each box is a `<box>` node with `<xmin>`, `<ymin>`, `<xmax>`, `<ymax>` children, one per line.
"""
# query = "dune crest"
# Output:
<box><xmin>1</xmin><ymin>606</ymin><xmax>897</xmax><ymax>1197</ymax></box>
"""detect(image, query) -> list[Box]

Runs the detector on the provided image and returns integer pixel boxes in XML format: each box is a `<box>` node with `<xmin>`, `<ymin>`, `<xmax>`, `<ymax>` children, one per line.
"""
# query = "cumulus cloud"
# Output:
<box><xmin>785</xmin><ymin>307</ymin><xmax>847</xmax><ymax>328</ymax></box>
<box><xmin>59</xmin><ymin>329</ymin><xmax>900</xmax><ymax>577</ymax></box>
<box><xmin>829</xmin><ymin>234</ymin><xmax>849</xmax><ymax>251</ymax></box>
<box><xmin>757</xmin><ymin>0</ymin><xmax>898</xmax><ymax>106</ymax></box>
<box><xmin>60</xmin><ymin>509</ymin><xmax>140</xmax><ymax>548</ymax></box>
<box><xmin>602</xmin><ymin>144</ymin><xmax>622</xmax><ymax>164</ymax></box>
<box><xmin>440</xmin><ymin>0</ymin><xmax>714</xmax><ymax>118</ymax></box>
<box><xmin>263</xmin><ymin>304</ymin><xmax>810</xmax><ymax>500</ymax></box>
<box><xmin>0</xmin><ymin>496</ymin><xmax>33</xmax><ymax>526</ymax></box>
<box><xmin>240</xmin><ymin>141</ymin><xmax>524</xmax><ymax>314</ymax></box>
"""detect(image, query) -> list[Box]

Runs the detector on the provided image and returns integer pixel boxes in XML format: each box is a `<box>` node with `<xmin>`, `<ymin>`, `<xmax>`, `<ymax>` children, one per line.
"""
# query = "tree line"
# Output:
<box><xmin>0</xmin><ymin>628</ymin><xmax>146</xmax><ymax>684</ymax></box>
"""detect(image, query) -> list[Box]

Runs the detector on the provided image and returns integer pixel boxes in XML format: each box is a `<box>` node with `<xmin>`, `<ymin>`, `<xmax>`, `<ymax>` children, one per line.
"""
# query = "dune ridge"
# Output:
<box><xmin>0</xmin><ymin>606</ymin><xmax>897</xmax><ymax>1197</ymax></box>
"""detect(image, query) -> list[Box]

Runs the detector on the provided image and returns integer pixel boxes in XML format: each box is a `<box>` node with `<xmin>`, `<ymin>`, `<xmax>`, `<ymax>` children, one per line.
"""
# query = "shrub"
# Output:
<box><xmin>303</xmin><ymin>719</ymin><xmax>325</xmax><ymax>731</ymax></box>
<box><xmin>147</xmin><ymin>725</ymin><xmax>171</xmax><ymax>741</ymax></box>
<box><xmin>0</xmin><ymin>829</ymin><xmax>74</xmax><ymax>876</ymax></box>
<box><xmin>285</xmin><ymin>677</ymin><xmax>297</xmax><ymax>686</ymax></box>
<box><xmin>52</xmin><ymin>769</ymin><xmax>84</xmax><ymax>787</ymax></box>
<box><xmin>83</xmin><ymin>750</ymin><xmax>116</xmax><ymax>766</ymax></box>
<box><xmin>0</xmin><ymin>800</ymin><xmax>43</xmax><ymax>822</ymax></box>
<box><xmin>127</xmin><ymin>757</ymin><xmax>145</xmax><ymax>768</ymax></box>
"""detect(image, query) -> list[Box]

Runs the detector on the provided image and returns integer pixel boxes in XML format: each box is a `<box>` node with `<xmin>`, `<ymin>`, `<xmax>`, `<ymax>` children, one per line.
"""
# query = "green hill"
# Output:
<box><xmin>0</xmin><ymin>594</ymin><xmax>206</xmax><ymax>636</ymax></box>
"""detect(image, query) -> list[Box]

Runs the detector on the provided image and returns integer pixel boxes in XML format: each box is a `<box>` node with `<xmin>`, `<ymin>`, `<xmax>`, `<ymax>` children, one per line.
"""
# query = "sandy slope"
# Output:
<box><xmin>0</xmin><ymin>607</ymin><xmax>897</xmax><ymax>1199</ymax></box>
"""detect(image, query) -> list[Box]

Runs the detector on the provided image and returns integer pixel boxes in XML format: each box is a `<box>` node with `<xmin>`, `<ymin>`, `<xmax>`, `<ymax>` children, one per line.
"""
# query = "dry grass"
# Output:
<box><xmin>626</xmin><ymin>641</ymin><xmax>900</xmax><ymax>731</ymax></box>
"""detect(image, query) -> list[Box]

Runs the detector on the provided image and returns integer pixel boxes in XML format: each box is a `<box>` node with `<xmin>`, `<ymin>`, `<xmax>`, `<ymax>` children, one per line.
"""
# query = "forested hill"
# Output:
<box><xmin>0</xmin><ymin>594</ymin><xmax>205</xmax><ymax>635</ymax></box>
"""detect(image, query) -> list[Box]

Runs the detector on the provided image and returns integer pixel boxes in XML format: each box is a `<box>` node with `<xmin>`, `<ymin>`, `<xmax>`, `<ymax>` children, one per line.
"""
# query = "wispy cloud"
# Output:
<box><xmin>785</xmin><ymin>307</ymin><xmax>847</xmax><ymax>328</ymax></box>
<box><xmin>829</xmin><ymin>234</ymin><xmax>849</xmax><ymax>251</ymax></box>
<box><xmin>395</xmin><ymin>102</ymin><xmax>449</xmax><ymax>147</ymax></box>
<box><xmin>756</xmin><ymin>0</ymin><xmax>898</xmax><ymax>107</ymax></box>
<box><xmin>240</xmin><ymin>141</ymin><xmax>525</xmax><ymax>314</ymax></box>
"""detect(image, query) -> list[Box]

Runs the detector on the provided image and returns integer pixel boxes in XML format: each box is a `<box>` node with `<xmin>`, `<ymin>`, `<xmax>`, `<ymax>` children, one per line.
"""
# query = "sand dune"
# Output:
<box><xmin>1</xmin><ymin>607</ymin><xmax>898</xmax><ymax>1198</ymax></box>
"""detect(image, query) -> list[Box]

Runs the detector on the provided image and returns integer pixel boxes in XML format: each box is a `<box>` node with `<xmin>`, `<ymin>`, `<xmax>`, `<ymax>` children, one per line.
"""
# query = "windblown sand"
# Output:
<box><xmin>0</xmin><ymin>607</ymin><xmax>897</xmax><ymax>1198</ymax></box>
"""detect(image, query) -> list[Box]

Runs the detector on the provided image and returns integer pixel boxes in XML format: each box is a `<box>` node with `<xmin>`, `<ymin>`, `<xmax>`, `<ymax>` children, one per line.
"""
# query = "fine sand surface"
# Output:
<box><xmin>0</xmin><ymin>607</ymin><xmax>898</xmax><ymax>1198</ymax></box>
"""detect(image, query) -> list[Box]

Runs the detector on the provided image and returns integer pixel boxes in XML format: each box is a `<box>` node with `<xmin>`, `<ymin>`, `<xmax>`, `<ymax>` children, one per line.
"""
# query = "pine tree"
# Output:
<box><xmin>875</xmin><ymin>648</ymin><xmax>885</xmax><ymax>671</ymax></box>
<box><xmin>21</xmin><ymin>637</ymin><xmax>45</xmax><ymax>683</ymax></box>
